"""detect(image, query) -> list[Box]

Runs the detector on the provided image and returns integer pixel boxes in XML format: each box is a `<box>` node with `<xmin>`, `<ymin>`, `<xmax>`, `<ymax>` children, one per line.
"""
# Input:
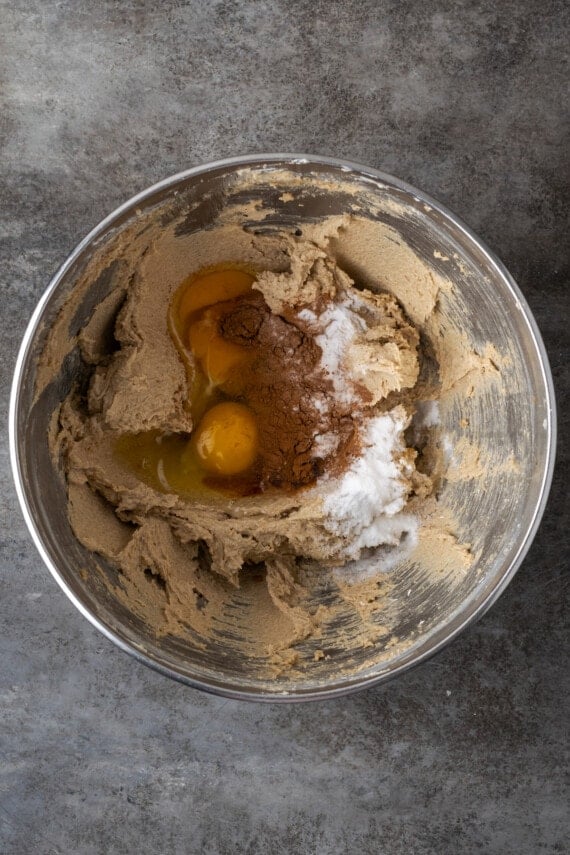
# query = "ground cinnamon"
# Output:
<box><xmin>215</xmin><ymin>292</ymin><xmax>357</xmax><ymax>491</ymax></box>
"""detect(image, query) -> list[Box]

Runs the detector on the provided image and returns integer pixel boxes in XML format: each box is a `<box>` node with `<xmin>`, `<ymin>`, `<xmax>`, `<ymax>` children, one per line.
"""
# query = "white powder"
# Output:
<box><xmin>298</xmin><ymin>303</ymin><xmax>365</xmax><ymax>405</ymax></box>
<box><xmin>297</xmin><ymin>308</ymin><xmax>317</xmax><ymax>324</ymax></box>
<box><xmin>315</xmin><ymin>304</ymin><xmax>366</xmax><ymax>404</ymax></box>
<box><xmin>410</xmin><ymin>400</ymin><xmax>440</xmax><ymax>446</ymax></box>
<box><xmin>333</xmin><ymin>517</ymin><xmax>419</xmax><ymax>583</ymax></box>
<box><xmin>312</xmin><ymin>394</ymin><xmax>328</xmax><ymax>415</ymax></box>
<box><xmin>320</xmin><ymin>408</ymin><xmax>416</xmax><ymax>561</ymax></box>
<box><xmin>414</xmin><ymin>400</ymin><xmax>440</xmax><ymax>428</ymax></box>
<box><xmin>441</xmin><ymin>434</ymin><xmax>455</xmax><ymax>465</ymax></box>
<box><xmin>312</xmin><ymin>431</ymin><xmax>340</xmax><ymax>457</ymax></box>
<box><xmin>297</xmin><ymin>297</ymin><xmax>420</xmax><ymax>574</ymax></box>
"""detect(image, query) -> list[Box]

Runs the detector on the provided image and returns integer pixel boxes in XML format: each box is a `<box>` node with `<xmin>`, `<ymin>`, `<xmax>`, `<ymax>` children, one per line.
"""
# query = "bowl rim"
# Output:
<box><xmin>9</xmin><ymin>152</ymin><xmax>558</xmax><ymax>702</ymax></box>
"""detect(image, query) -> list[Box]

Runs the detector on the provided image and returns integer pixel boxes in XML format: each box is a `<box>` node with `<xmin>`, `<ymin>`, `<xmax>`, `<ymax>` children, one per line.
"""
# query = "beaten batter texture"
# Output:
<box><xmin>41</xmin><ymin>173</ymin><xmax>506</xmax><ymax>677</ymax></box>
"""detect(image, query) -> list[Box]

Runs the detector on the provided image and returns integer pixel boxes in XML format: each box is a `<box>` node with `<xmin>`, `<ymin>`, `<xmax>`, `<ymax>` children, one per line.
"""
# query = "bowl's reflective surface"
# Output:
<box><xmin>10</xmin><ymin>155</ymin><xmax>556</xmax><ymax>701</ymax></box>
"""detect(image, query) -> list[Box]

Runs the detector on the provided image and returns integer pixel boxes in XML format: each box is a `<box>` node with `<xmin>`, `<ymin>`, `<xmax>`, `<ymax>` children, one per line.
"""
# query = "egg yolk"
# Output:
<box><xmin>187</xmin><ymin>307</ymin><xmax>249</xmax><ymax>386</ymax></box>
<box><xmin>177</xmin><ymin>269</ymin><xmax>255</xmax><ymax>326</ymax></box>
<box><xmin>191</xmin><ymin>402</ymin><xmax>258</xmax><ymax>476</ymax></box>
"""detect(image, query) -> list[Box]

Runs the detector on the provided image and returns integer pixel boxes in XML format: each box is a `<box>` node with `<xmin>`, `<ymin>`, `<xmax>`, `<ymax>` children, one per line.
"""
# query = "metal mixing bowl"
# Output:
<box><xmin>10</xmin><ymin>155</ymin><xmax>556</xmax><ymax>701</ymax></box>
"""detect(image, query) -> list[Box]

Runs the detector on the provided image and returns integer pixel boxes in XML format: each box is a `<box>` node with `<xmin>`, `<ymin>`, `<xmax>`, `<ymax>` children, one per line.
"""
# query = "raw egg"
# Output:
<box><xmin>116</xmin><ymin>265</ymin><xmax>262</xmax><ymax>497</ymax></box>
<box><xmin>192</xmin><ymin>402</ymin><xmax>258</xmax><ymax>476</ymax></box>
<box><xmin>187</xmin><ymin>306</ymin><xmax>249</xmax><ymax>386</ymax></box>
<box><xmin>177</xmin><ymin>268</ymin><xmax>255</xmax><ymax>326</ymax></box>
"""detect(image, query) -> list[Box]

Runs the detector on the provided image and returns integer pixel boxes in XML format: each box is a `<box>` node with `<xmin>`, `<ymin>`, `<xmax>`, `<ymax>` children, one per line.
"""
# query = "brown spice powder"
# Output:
<box><xmin>215</xmin><ymin>293</ymin><xmax>359</xmax><ymax>491</ymax></box>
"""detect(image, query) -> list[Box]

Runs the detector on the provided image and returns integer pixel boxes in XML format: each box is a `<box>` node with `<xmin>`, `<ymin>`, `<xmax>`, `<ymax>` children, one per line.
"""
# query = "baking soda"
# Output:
<box><xmin>321</xmin><ymin>408</ymin><xmax>416</xmax><ymax>561</ymax></box>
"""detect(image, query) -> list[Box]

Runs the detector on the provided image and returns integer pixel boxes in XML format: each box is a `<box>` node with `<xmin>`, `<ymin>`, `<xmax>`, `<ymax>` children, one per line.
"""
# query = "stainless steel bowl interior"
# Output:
<box><xmin>10</xmin><ymin>155</ymin><xmax>556</xmax><ymax>701</ymax></box>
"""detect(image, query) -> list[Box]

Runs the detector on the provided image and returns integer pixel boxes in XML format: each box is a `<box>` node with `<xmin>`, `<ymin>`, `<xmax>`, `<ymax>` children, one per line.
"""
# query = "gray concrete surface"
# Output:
<box><xmin>1</xmin><ymin>1</ymin><xmax>568</xmax><ymax>853</ymax></box>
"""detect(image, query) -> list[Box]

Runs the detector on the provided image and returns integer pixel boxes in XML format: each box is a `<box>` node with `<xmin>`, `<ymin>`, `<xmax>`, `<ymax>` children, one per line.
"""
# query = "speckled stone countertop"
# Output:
<box><xmin>1</xmin><ymin>2</ymin><xmax>568</xmax><ymax>853</ymax></box>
